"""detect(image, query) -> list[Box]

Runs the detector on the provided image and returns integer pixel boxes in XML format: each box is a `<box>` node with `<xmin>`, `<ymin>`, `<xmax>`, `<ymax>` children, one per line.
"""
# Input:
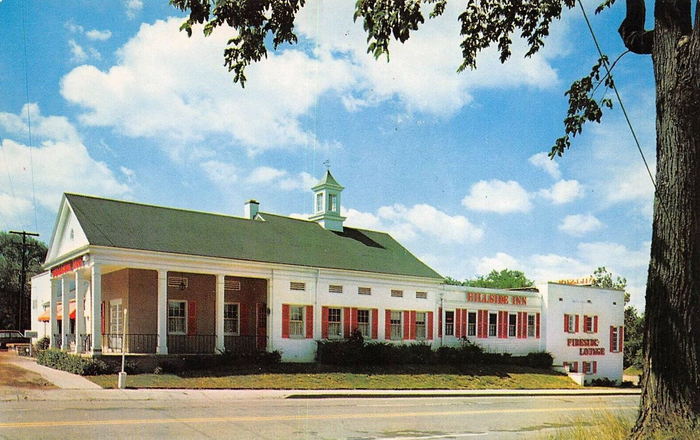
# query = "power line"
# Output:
<box><xmin>9</xmin><ymin>230</ymin><xmax>40</xmax><ymax>331</ymax></box>
<box><xmin>21</xmin><ymin>0</ymin><xmax>39</xmax><ymax>232</ymax></box>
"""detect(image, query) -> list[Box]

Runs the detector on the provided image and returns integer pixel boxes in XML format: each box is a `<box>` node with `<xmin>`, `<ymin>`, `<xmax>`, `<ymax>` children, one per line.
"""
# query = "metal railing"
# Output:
<box><xmin>102</xmin><ymin>333</ymin><xmax>158</xmax><ymax>353</ymax></box>
<box><xmin>168</xmin><ymin>334</ymin><xmax>216</xmax><ymax>354</ymax></box>
<box><xmin>223</xmin><ymin>335</ymin><xmax>266</xmax><ymax>354</ymax></box>
<box><xmin>52</xmin><ymin>334</ymin><xmax>61</xmax><ymax>349</ymax></box>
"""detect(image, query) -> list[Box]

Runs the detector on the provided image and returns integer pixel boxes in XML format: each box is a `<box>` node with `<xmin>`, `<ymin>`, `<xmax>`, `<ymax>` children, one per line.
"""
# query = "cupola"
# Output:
<box><xmin>309</xmin><ymin>170</ymin><xmax>346</xmax><ymax>232</ymax></box>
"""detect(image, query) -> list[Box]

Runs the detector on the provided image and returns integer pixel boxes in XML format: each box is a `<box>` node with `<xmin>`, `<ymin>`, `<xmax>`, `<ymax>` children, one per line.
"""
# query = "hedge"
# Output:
<box><xmin>36</xmin><ymin>349</ymin><xmax>108</xmax><ymax>375</ymax></box>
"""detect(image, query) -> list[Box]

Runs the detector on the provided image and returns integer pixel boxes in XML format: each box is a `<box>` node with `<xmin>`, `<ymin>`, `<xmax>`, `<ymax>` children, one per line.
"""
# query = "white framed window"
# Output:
<box><xmin>416</xmin><ymin>312</ymin><xmax>426</xmax><ymax>339</ymax></box>
<box><xmin>445</xmin><ymin>310</ymin><xmax>454</xmax><ymax>336</ymax></box>
<box><xmin>611</xmin><ymin>326</ymin><xmax>619</xmax><ymax>352</ymax></box>
<box><xmin>390</xmin><ymin>311</ymin><xmax>402</xmax><ymax>340</ymax></box>
<box><xmin>583</xmin><ymin>315</ymin><xmax>594</xmax><ymax>333</ymax></box>
<box><xmin>416</xmin><ymin>291</ymin><xmax>428</xmax><ymax>299</ymax></box>
<box><xmin>467</xmin><ymin>312</ymin><xmax>477</xmax><ymax>337</ymax></box>
<box><xmin>289</xmin><ymin>305</ymin><xmax>305</xmax><ymax>338</ymax></box>
<box><xmin>527</xmin><ymin>314</ymin><xmax>536</xmax><ymax>337</ymax></box>
<box><xmin>488</xmin><ymin>312</ymin><xmax>498</xmax><ymax>337</ymax></box>
<box><xmin>328</xmin><ymin>193</ymin><xmax>337</xmax><ymax>212</ymax></box>
<box><xmin>358</xmin><ymin>286</ymin><xmax>371</xmax><ymax>295</ymax></box>
<box><xmin>508</xmin><ymin>313</ymin><xmax>517</xmax><ymax>337</ymax></box>
<box><xmin>566</xmin><ymin>314</ymin><xmax>575</xmax><ymax>333</ymax></box>
<box><xmin>582</xmin><ymin>361</ymin><xmax>592</xmax><ymax>374</ymax></box>
<box><xmin>327</xmin><ymin>308</ymin><xmax>342</xmax><ymax>339</ymax></box>
<box><xmin>32</xmin><ymin>300</ymin><xmax>38</xmax><ymax>309</ymax></box>
<box><xmin>329</xmin><ymin>284</ymin><xmax>343</xmax><ymax>294</ymax></box>
<box><xmin>391</xmin><ymin>289</ymin><xmax>403</xmax><ymax>298</ymax></box>
<box><xmin>290</xmin><ymin>282</ymin><xmax>306</xmax><ymax>291</ymax></box>
<box><xmin>224</xmin><ymin>303</ymin><xmax>239</xmax><ymax>335</ymax></box>
<box><xmin>316</xmin><ymin>193</ymin><xmax>323</xmax><ymax>212</ymax></box>
<box><xmin>357</xmin><ymin>309</ymin><xmax>370</xmax><ymax>338</ymax></box>
<box><xmin>168</xmin><ymin>300</ymin><xmax>187</xmax><ymax>334</ymax></box>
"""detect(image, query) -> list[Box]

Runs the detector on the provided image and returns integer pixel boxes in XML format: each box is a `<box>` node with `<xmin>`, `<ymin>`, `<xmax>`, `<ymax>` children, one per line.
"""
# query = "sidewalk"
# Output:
<box><xmin>3</xmin><ymin>353</ymin><xmax>102</xmax><ymax>390</ymax></box>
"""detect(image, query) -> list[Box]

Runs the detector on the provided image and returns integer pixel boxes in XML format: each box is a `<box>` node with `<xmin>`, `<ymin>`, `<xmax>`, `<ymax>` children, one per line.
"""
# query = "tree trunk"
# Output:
<box><xmin>630</xmin><ymin>1</ymin><xmax>700</xmax><ymax>437</ymax></box>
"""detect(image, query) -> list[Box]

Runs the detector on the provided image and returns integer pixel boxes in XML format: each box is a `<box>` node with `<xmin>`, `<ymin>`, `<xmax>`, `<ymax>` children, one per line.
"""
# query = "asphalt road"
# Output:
<box><xmin>0</xmin><ymin>394</ymin><xmax>639</xmax><ymax>439</ymax></box>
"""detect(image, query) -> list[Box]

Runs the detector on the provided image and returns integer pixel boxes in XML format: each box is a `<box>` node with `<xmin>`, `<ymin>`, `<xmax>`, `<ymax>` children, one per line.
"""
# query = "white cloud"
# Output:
<box><xmin>461</xmin><ymin>179</ymin><xmax>532</xmax><ymax>213</ymax></box>
<box><xmin>0</xmin><ymin>103</ymin><xmax>81</xmax><ymax>144</ymax></box>
<box><xmin>61</xmin><ymin>18</ymin><xmax>354</xmax><ymax>156</ymax></box>
<box><xmin>528</xmin><ymin>253</ymin><xmax>592</xmax><ymax>284</ymax></box>
<box><xmin>86</xmin><ymin>29</ymin><xmax>112</xmax><ymax>41</ymax></box>
<box><xmin>345</xmin><ymin>203</ymin><xmax>483</xmax><ymax>244</ymax></box>
<box><xmin>474</xmin><ymin>252</ymin><xmax>521</xmax><ymax>275</ymax></box>
<box><xmin>201</xmin><ymin>160</ymin><xmax>238</xmax><ymax>186</ymax></box>
<box><xmin>64</xmin><ymin>21</ymin><xmax>84</xmax><ymax>34</ymax></box>
<box><xmin>247</xmin><ymin>166</ymin><xmax>287</xmax><ymax>184</ymax></box>
<box><xmin>605</xmin><ymin>164</ymin><xmax>655</xmax><ymax>206</ymax></box>
<box><xmin>529</xmin><ymin>152</ymin><xmax>561</xmax><ymax>179</ymax></box>
<box><xmin>125</xmin><ymin>0</ymin><xmax>143</xmax><ymax>19</ymax></box>
<box><xmin>576</xmin><ymin>241</ymin><xmax>649</xmax><ymax>269</ymax></box>
<box><xmin>559</xmin><ymin>214</ymin><xmax>603</xmax><ymax>236</ymax></box>
<box><xmin>279</xmin><ymin>172</ymin><xmax>316</xmax><ymax>191</ymax></box>
<box><xmin>68</xmin><ymin>39</ymin><xmax>88</xmax><ymax>63</ymax></box>
<box><xmin>538</xmin><ymin>179</ymin><xmax>584</xmax><ymax>204</ymax></box>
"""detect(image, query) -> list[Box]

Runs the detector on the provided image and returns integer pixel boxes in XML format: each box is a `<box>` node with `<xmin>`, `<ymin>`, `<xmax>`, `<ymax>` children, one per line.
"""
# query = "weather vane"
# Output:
<box><xmin>323</xmin><ymin>160</ymin><xmax>330</xmax><ymax>170</ymax></box>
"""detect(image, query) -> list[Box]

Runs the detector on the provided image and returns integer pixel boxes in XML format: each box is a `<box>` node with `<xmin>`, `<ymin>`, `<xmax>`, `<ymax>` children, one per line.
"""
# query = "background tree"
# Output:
<box><xmin>170</xmin><ymin>0</ymin><xmax>700</xmax><ymax>436</ymax></box>
<box><xmin>465</xmin><ymin>269</ymin><xmax>535</xmax><ymax>289</ymax></box>
<box><xmin>0</xmin><ymin>231</ymin><xmax>47</xmax><ymax>330</ymax></box>
<box><xmin>590</xmin><ymin>267</ymin><xmax>644</xmax><ymax>369</ymax></box>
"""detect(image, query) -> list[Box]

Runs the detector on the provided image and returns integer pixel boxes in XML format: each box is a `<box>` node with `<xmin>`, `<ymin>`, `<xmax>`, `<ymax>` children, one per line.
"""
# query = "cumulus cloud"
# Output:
<box><xmin>86</xmin><ymin>29</ymin><xmax>112</xmax><ymax>41</ymax></box>
<box><xmin>576</xmin><ymin>241</ymin><xmax>649</xmax><ymax>269</ymax></box>
<box><xmin>559</xmin><ymin>214</ymin><xmax>603</xmax><ymax>236</ymax></box>
<box><xmin>538</xmin><ymin>179</ymin><xmax>584</xmax><ymax>204</ymax></box>
<box><xmin>247</xmin><ymin>167</ymin><xmax>287</xmax><ymax>184</ymax></box>
<box><xmin>125</xmin><ymin>0</ymin><xmax>143</xmax><ymax>19</ymax></box>
<box><xmin>461</xmin><ymin>179</ymin><xmax>532</xmax><ymax>213</ymax></box>
<box><xmin>279</xmin><ymin>172</ymin><xmax>316</xmax><ymax>191</ymax></box>
<box><xmin>474</xmin><ymin>252</ymin><xmax>521</xmax><ymax>275</ymax></box>
<box><xmin>529</xmin><ymin>152</ymin><xmax>561</xmax><ymax>179</ymax></box>
<box><xmin>61</xmin><ymin>18</ymin><xmax>353</xmax><ymax>156</ymax></box>
<box><xmin>0</xmin><ymin>103</ymin><xmax>81</xmax><ymax>144</ymax></box>
<box><xmin>68</xmin><ymin>39</ymin><xmax>89</xmax><ymax>63</ymax></box>
<box><xmin>201</xmin><ymin>160</ymin><xmax>238</xmax><ymax>186</ymax></box>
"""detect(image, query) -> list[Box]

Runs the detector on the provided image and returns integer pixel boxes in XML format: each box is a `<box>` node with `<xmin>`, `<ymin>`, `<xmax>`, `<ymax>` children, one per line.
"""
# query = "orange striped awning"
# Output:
<box><xmin>37</xmin><ymin>301</ymin><xmax>76</xmax><ymax>322</ymax></box>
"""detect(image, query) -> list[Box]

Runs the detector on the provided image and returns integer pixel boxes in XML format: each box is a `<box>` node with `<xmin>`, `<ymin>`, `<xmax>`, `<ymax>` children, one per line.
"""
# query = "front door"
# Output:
<box><xmin>256</xmin><ymin>303</ymin><xmax>267</xmax><ymax>350</ymax></box>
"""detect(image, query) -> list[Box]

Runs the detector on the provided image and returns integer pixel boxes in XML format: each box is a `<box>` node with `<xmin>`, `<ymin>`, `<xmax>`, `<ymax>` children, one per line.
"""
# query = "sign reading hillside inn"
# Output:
<box><xmin>567</xmin><ymin>338</ymin><xmax>606</xmax><ymax>355</ymax></box>
<box><xmin>466</xmin><ymin>292</ymin><xmax>527</xmax><ymax>305</ymax></box>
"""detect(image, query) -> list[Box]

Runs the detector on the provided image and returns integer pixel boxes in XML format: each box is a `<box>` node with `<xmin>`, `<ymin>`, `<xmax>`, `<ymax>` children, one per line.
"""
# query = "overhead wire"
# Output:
<box><xmin>22</xmin><ymin>0</ymin><xmax>39</xmax><ymax>232</ymax></box>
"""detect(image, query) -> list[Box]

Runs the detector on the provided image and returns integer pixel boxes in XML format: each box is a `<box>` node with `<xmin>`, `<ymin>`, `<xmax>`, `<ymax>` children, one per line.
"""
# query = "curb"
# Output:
<box><xmin>285</xmin><ymin>390</ymin><xmax>642</xmax><ymax>399</ymax></box>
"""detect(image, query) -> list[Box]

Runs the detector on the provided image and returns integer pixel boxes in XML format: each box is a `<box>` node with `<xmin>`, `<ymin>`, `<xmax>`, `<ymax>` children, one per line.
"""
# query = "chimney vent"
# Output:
<box><xmin>244</xmin><ymin>200</ymin><xmax>259</xmax><ymax>219</ymax></box>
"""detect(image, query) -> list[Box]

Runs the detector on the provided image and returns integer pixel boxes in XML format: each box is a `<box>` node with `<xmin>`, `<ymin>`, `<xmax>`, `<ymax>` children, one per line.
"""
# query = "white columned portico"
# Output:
<box><xmin>90</xmin><ymin>264</ymin><xmax>102</xmax><ymax>354</ymax></box>
<box><xmin>156</xmin><ymin>269</ymin><xmax>168</xmax><ymax>354</ymax></box>
<box><xmin>74</xmin><ymin>270</ymin><xmax>85</xmax><ymax>353</ymax></box>
<box><xmin>215</xmin><ymin>274</ymin><xmax>225</xmax><ymax>353</ymax></box>
<box><xmin>49</xmin><ymin>278</ymin><xmax>59</xmax><ymax>348</ymax></box>
<box><xmin>61</xmin><ymin>275</ymin><xmax>70</xmax><ymax>350</ymax></box>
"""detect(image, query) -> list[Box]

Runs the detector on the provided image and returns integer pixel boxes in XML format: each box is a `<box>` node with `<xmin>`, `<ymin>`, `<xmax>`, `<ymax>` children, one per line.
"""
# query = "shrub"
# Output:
<box><xmin>590</xmin><ymin>377</ymin><xmax>618</xmax><ymax>387</ymax></box>
<box><xmin>33</xmin><ymin>336</ymin><xmax>50</xmax><ymax>353</ymax></box>
<box><xmin>36</xmin><ymin>349</ymin><xmax>108</xmax><ymax>375</ymax></box>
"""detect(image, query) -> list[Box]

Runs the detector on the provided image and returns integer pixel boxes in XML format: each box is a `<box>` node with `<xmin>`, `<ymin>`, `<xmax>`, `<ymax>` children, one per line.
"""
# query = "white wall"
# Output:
<box><xmin>30</xmin><ymin>271</ymin><xmax>51</xmax><ymax>339</ymax></box>
<box><xmin>541</xmin><ymin>283</ymin><xmax>625</xmax><ymax>383</ymax></box>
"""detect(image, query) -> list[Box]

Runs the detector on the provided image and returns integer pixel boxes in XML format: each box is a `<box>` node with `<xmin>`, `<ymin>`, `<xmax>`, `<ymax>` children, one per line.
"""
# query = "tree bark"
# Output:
<box><xmin>629</xmin><ymin>0</ymin><xmax>700</xmax><ymax>437</ymax></box>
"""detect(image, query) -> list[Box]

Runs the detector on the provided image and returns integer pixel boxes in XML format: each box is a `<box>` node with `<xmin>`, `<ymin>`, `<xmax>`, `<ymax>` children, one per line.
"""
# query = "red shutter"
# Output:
<box><xmin>240</xmin><ymin>303</ymin><xmax>248</xmax><ymax>336</ymax></box>
<box><xmin>100</xmin><ymin>301</ymin><xmax>105</xmax><ymax>335</ymax></box>
<box><xmin>385</xmin><ymin>310</ymin><xmax>392</xmax><ymax>339</ymax></box>
<box><xmin>187</xmin><ymin>301</ymin><xmax>197</xmax><ymax>335</ymax></box>
<box><xmin>619</xmin><ymin>326</ymin><xmax>624</xmax><ymax>352</ymax></box>
<box><xmin>593</xmin><ymin>361</ymin><xmax>597</xmax><ymax>374</ymax></box>
<box><xmin>575</xmin><ymin>315</ymin><xmax>580</xmax><ymax>333</ymax></box>
<box><xmin>410</xmin><ymin>311</ymin><xmax>417</xmax><ymax>340</ymax></box>
<box><xmin>343</xmin><ymin>308</ymin><xmax>351</xmax><ymax>338</ymax></box>
<box><xmin>351</xmin><ymin>308</ymin><xmax>358</xmax><ymax>333</ymax></box>
<box><xmin>515</xmin><ymin>312</ymin><xmax>521</xmax><ymax>338</ymax></box>
<box><xmin>521</xmin><ymin>312</ymin><xmax>528</xmax><ymax>339</ymax></box>
<box><xmin>593</xmin><ymin>315</ymin><xmax>598</xmax><ymax>333</ymax></box>
<box><xmin>321</xmin><ymin>306</ymin><xmax>329</xmax><ymax>339</ymax></box>
<box><xmin>371</xmin><ymin>309</ymin><xmax>378</xmax><ymax>339</ymax></box>
<box><xmin>573</xmin><ymin>361</ymin><xmax>578</xmax><ymax>373</ymax></box>
<box><xmin>462</xmin><ymin>309</ymin><xmax>468</xmax><ymax>337</ymax></box>
<box><xmin>536</xmin><ymin>313</ymin><xmax>541</xmax><ymax>339</ymax></box>
<box><xmin>610</xmin><ymin>326</ymin><xmax>615</xmax><ymax>352</ymax></box>
<box><xmin>564</xmin><ymin>314</ymin><xmax>569</xmax><ymax>333</ymax></box>
<box><xmin>282</xmin><ymin>304</ymin><xmax>290</xmax><ymax>338</ymax></box>
<box><xmin>403</xmin><ymin>311</ymin><xmax>410</xmax><ymax>340</ymax></box>
<box><xmin>455</xmin><ymin>309</ymin><xmax>462</xmax><ymax>338</ymax></box>
<box><xmin>438</xmin><ymin>307</ymin><xmax>442</xmax><ymax>338</ymax></box>
<box><xmin>428</xmin><ymin>311</ymin><xmax>434</xmax><ymax>340</ymax></box>
<box><xmin>305</xmin><ymin>305</ymin><xmax>313</xmax><ymax>338</ymax></box>
<box><xmin>498</xmin><ymin>311</ymin><xmax>507</xmax><ymax>338</ymax></box>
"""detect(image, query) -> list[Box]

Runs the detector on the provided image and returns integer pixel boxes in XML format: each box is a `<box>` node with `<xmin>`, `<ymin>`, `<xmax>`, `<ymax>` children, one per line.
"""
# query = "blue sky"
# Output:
<box><xmin>0</xmin><ymin>1</ymin><xmax>655</xmax><ymax>310</ymax></box>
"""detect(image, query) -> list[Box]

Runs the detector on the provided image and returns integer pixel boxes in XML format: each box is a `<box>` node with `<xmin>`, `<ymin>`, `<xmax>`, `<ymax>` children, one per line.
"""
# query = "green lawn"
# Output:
<box><xmin>624</xmin><ymin>366</ymin><xmax>642</xmax><ymax>376</ymax></box>
<box><xmin>88</xmin><ymin>364</ymin><xmax>580</xmax><ymax>390</ymax></box>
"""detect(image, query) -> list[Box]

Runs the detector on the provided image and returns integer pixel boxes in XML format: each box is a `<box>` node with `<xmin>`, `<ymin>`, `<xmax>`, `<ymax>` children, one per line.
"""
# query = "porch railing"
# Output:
<box><xmin>223</xmin><ymin>335</ymin><xmax>266</xmax><ymax>354</ymax></box>
<box><xmin>168</xmin><ymin>334</ymin><xmax>216</xmax><ymax>354</ymax></box>
<box><xmin>52</xmin><ymin>334</ymin><xmax>62</xmax><ymax>350</ymax></box>
<box><xmin>102</xmin><ymin>333</ymin><xmax>158</xmax><ymax>353</ymax></box>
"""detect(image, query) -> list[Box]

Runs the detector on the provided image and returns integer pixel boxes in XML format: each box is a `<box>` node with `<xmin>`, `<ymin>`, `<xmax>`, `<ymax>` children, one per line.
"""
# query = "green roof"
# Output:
<box><xmin>312</xmin><ymin>170</ymin><xmax>343</xmax><ymax>190</ymax></box>
<box><xmin>65</xmin><ymin>194</ymin><xmax>443</xmax><ymax>280</ymax></box>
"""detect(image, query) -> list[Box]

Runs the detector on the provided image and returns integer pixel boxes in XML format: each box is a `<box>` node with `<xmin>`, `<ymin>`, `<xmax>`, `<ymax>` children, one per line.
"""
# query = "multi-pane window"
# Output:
<box><xmin>445</xmin><ymin>311</ymin><xmax>454</xmax><ymax>336</ymax></box>
<box><xmin>527</xmin><ymin>314</ymin><xmax>536</xmax><ymax>337</ymax></box>
<box><xmin>168</xmin><ymin>301</ymin><xmax>186</xmax><ymax>334</ymax></box>
<box><xmin>357</xmin><ymin>309</ymin><xmax>370</xmax><ymax>337</ymax></box>
<box><xmin>358</xmin><ymin>287</ymin><xmax>371</xmax><ymax>295</ymax></box>
<box><xmin>567</xmin><ymin>314</ymin><xmax>575</xmax><ymax>333</ymax></box>
<box><xmin>508</xmin><ymin>313</ymin><xmax>517</xmax><ymax>337</ymax></box>
<box><xmin>316</xmin><ymin>193</ymin><xmax>323</xmax><ymax>212</ymax></box>
<box><xmin>582</xmin><ymin>361</ymin><xmax>592</xmax><ymax>374</ymax></box>
<box><xmin>467</xmin><ymin>312</ymin><xmax>477</xmax><ymax>336</ymax></box>
<box><xmin>390</xmin><ymin>311</ymin><xmax>402</xmax><ymax>340</ymax></box>
<box><xmin>329</xmin><ymin>285</ymin><xmax>343</xmax><ymax>294</ymax></box>
<box><xmin>488</xmin><ymin>312</ymin><xmax>498</xmax><ymax>337</ymax></box>
<box><xmin>289</xmin><ymin>306</ymin><xmax>305</xmax><ymax>337</ymax></box>
<box><xmin>224</xmin><ymin>303</ymin><xmax>239</xmax><ymax>335</ymax></box>
<box><xmin>290</xmin><ymin>282</ymin><xmax>306</xmax><ymax>291</ymax></box>
<box><xmin>415</xmin><ymin>312</ymin><xmax>426</xmax><ymax>339</ymax></box>
<box><xmin>584</xmin><ymin>315</ymin><xmax>594</xmax><ymax>333</ymax></box>
<box><xmin>328</xmin><ymin>308</ymin><xmax>342</xmax><ymax>339</ymax></box>
<box><xmin>391</xmin><ymin>289</ymin><xmax>403</xmax><ymax>298</ymax></box>
<box><xmin>328</xmin><ymin>194</ymin><xmax>337</xmax><ymax>212</ymax></box>
<box><xmin>610</xmin><ymin>326</ymin><xmax>619</xmax><ymax>352</ymax></box>
<box><xmin>416</xmin><ymin>291</ymin><xmax>427</xmax><ymax>299</ymax></box>
<box><xmin>109</xmin><ymin>302</ymin><xmax>124</xmax><ymax>350</ymax></box>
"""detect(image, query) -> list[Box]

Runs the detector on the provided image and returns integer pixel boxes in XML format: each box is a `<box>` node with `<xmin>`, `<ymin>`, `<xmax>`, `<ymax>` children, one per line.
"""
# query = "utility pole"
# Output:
<box><xmin>9</xmin><ymin>230</ymin><xmax>39</xmax><ymax>330</ymax></box>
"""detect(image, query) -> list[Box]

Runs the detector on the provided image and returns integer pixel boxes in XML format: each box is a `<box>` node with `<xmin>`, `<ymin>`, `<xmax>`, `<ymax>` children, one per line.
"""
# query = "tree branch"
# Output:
<box><xmin>618</xmin><ymin>0</ymin><xmax>654</xmax><ymax>53</ymax></box>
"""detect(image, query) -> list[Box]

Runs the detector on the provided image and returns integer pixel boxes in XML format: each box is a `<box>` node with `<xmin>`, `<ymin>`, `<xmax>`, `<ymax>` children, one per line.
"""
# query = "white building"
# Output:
<box><xmin>31</xmin><ymin>171</ymin><xmax>624</xmax><ymax>383</ymax></box>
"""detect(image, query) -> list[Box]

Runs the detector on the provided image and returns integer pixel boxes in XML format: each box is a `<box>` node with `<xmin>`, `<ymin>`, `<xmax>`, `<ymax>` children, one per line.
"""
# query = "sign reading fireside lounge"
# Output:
<box><xmin>466</xmin><ymin>292</ymin><xmax>527</xmax><ymax>305</ymax></box>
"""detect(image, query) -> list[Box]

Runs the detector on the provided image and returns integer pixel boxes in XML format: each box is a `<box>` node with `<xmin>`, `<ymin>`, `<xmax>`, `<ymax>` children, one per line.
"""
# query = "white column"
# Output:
<box><xmin>74</xmin><ymin>271</ymin><xmax>85</xmax><ymax>353</ymax></box>
<box><xmin>90</xmin><ymin>264</ymin><xmax>102</xmax><ymax>354</ymax></box>
<box><xmin>156</xmin><ymin>269</ymin><xmax>168</xmax><ymax>354</ymax></box>
<box><xmin>49</xmin><ymin>279</ymin><xmax>59</xmax><ymax>348</ymax></box>
<box><xmin>215</xmin><ymin>274</ymin><xmax>225</xmax><ymax>353</ymax></box>
<box><xmin>61</xmin><ymin>275</ymin><xmax>69</xmax><ymax>350</ymax></box>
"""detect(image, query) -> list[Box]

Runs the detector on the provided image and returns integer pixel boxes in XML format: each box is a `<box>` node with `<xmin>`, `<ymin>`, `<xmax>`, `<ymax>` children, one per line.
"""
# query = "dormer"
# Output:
<box><xmin>309</xmin><ymin>170</ymin><xmax>346</xmax><ymax>232</ymax></box>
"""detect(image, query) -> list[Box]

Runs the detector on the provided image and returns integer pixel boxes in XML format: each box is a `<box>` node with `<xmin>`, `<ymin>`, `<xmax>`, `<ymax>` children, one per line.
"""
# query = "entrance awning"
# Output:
<box><xmin>37</xmin><ymin>301</ymin><xmax>76</xmax><ymax>322</ymax></box>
